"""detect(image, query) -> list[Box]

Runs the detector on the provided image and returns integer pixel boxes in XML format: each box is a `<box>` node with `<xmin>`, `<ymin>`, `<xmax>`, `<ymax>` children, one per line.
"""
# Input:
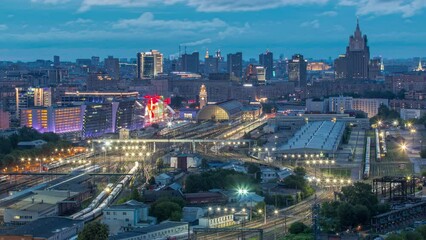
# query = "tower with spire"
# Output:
<box><xmin>416</xmin><ymin>59</ymin><xmax>424</xmax><ymax>72</ymax></box>
<box><xmin>334</xmin><ymin>18</ymin><xmax>371</xmax><ymax>80</ymax></box>
<box><xmin>199</xmin><ymin>84</ymin><xmax>207</xmax><ymax>109</ymax></box>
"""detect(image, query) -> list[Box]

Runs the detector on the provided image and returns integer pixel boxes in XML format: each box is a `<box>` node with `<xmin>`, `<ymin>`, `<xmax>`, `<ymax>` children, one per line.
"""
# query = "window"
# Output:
<box><xmin>123</xmin><ymin>212</ymin><xmax>127</xmax><ymax>215</ymax></box>
<box><xmin>125</xmin><ymin>218</ymin><xmax>129</xmax><ymax>222</ymax></box>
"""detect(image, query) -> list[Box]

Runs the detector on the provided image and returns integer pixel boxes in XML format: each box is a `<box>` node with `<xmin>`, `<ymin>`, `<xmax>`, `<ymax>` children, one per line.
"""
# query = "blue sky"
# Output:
<box><xmin>0</xmin><ymin>0</ymin><xmax>425</xmax><ymax>61</ymax></box>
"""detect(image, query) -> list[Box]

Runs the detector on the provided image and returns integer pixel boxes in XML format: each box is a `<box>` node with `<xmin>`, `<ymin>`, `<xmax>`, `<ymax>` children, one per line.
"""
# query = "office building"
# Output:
<box><xmin>259</xmin><ymin>51</ymin><xmax>273</xmax><ymax>80</ymax></box>
<box><xmin>137</xmin><ymin>50</ymin><xmax>163</xmax><ymax>79</ymax></box>
<box><xmin>15</xmin><ymin>87</ymin><xmax>35</xmax><ymax>119</ymax></box>
<box><xmin>109</xmin><ymin>222</ymin><xmax>188</xmax><ymax>240</ymax></box>
<box><xmin>227</xmin><ymin>52</ymin><xmax>243</xmax><ymax>78</ymax></box>
<box><xmin>82</xmin><ymin>103</ymin><xmax>114</xmax><ymax>138</ymax></box>
<box><xmin>288</xmin><ymin>54</ymin><xmax>307</xmax><ymax>88</ymax></box>
<box><xmin>53</xmin><ymin>55</ymin><xmax>60</xmax><ymax>67</ymax></box>
<box><xmin>181</xmin><ymin>52</ymin><xmax>199</xmax><ymax>73</ymax></box>
<box><xmin>91</xmin><ymin>56</ymin><xmax>100</xmax><ymax>66</ymax></box>
<box><xmin>335</xmin><ymin>19</ymin><xmax>370</xmax><ymax>80</ymax></box>
<box><xmin>352</xmin><ymin>98</ymin><xmax>388</xmax><ymax>118</ymax></box>
<box><xmin>33</xmin><ymin>87</ymin><xmax>52</xmax><ymax>107</ymax></box>
<box><xmin>104</xmin><ymin>56</ymin><xmax>120</xmax><ymax>80</ymax></box>
<box><xmin>329</xmin><ymin>96</ymin><xmax>353</xmax><ymax>114</ymax></box>
<box><xmin>256</xmin><ymin>66</ymin><xmax>266</xmax><ymax>85</ymax></box>
<box><xmin>86</xmin><ymin>72</ymin><xmax>117</xmax><ymax>91</ymax></box>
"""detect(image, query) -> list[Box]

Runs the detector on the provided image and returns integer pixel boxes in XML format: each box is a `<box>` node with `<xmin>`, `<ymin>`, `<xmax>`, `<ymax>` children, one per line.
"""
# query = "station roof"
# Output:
<box><xmin>278</xmin><ymin>121</ymin><xmax>345</xmax><ymax>152</ymax></box>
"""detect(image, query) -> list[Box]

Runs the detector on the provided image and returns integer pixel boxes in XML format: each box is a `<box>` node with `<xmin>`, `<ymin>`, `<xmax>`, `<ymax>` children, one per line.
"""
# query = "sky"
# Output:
<box><xmin>0</xmin><ymin>0</ymin><xmax>425</xmax><ymax>61</ymax></box>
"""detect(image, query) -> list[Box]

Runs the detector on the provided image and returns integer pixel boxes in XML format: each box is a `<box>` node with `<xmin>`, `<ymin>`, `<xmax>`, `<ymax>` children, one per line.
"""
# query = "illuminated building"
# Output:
<box><xmin>114</xmin><ymin>99</ymin><xmax>144</xmax><ymax>131</ymax></box>
<box><xmin>20</xmin><ymin>106</ymin><xmax>83</xmax><ymax>135</ymax></box>
<box><xmin>82</xmin><ymin>103</ymin><xmax>113</xmax><ymax>138</ymax></box>
<box><xmin>196</xmin><ymin>100</ymin><xmax>243</xmax><ymax>122</ymax></box>
<box><xmin>15</xmin><ymin>87</ymin><xmax>35</xmax><ymax>119</ymax></box>
<box><xmin>288</xmin><ymin>54</ymin><xmax>307</xmax><ymax>88</ymax></box>
<box><xmin>137</xmin><ymin>50</ymin><xmax>163</xmax><ymax>79</ymax></box>
<box><xmin>34</xmin><ymin>87</ymin><xmax>52</xmax><ymax>107</ymax></box>
<box><xmin>143</xmin><ymin>95</ymin><xmax>172</xmax><ymax>125</ymax></box>
<box><xmin>307</xmin><ymin>62</ymin><xmax>331</xmax><ymax>71</ymax></box>
<box><xmin>352</xmin><ymin>98</ymin><xmax>388</xmax><ymax>118</ymax></box>
<box><xmin>227</xmin><ymin>52</ymin><xmax>243</xmax><ymax>78</ymax></box>
<box><xmin>259</xmin><ymin>51</ymin><xmax>273</xmax><ymax>80</ymax></box>
<box><xmin>416</xmin><ymin>59</ymin><xmax>424</xmax><ymax>72</ymax></box>
<box><xmin>199</xmin><ymin>84</ymin><xmax>208</xmax><ymax>109</ymax></box>
<box><xmin>256</xmin><ymin>66</ymin><xmax>266</xmax><ymax>85</ymax></box>
<box><xmin>104</xmin><ymin>56</ymin><xmax>120</xmax><ymax>80</ymax></box>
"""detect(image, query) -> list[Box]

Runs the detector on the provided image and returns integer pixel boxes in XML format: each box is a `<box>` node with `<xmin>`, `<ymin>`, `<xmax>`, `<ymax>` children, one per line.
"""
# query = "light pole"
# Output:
<box><xmin>274</xmin><ymin>210</ymin><xmax>279</xmax><ymax>240</ymax></box>
<box><xmin>237</xmin><ymin>188</ymin><xmax>252</xmax><ymax>221</ymax></box>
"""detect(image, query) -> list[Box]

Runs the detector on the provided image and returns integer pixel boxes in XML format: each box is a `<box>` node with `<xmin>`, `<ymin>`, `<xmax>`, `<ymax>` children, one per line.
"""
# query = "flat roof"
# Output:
<box><xmin>6</xmin><ymin>190</ymin><xmax>79</xmax><ymax>211</ymax></box>
<box><xmin>0</xmin><ymin>217</ymin><xmax>83</xmax><ymax>238</ymax></box>
<box><xmin>110</xmin><ymin>222</ymin><xmax>187</xmax><ymax>239</ymax></box>
<box><xmin>278</xmin><ymin>121</ymin><xmax>345</xmax><ymax>152</ymax></box>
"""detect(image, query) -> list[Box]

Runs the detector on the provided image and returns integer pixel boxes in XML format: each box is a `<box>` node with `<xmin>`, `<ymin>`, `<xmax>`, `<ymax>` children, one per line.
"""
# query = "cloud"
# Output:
<box><xmin>300</xmin><ymin>20</ymin><xmax>320</xmax><ymax>29</ymax></box>
<box><xmin>65</xmin><ymin>18</ymin><xmax>93</xmax><ymax>25</ymax></box>
<box><xmin>338</xmin><ymin>0</ymin><xmax>426</xmax><ymax>18</ymax></box>
<box><xmin>317</xmin><ymin>10</ymin><xmax>337</xmax><ymax>17</ymax></box>
<box><xmin>180</xmin><ymin>38</ymin><xmax>212</xmax><ymax>47</ymax></box>
<box><xmin>0</xmin><ymin>25</ymin><xmax>8</xmax><ymax>31</ymax></box>
<box><xmin>31</xmin><ymin>0</ymin><xmax>70</xmax><ymax>3</ymax></box>
<box><xmin>33</xmin><ymin>0</ymin><xmax>328</xmax><ymax>12</ymax></box>
<box><xmin>112</xmin><ymin>12</ymin><xmax>227</xmax><ymax>30</ymax></box>
<box><xmin>78</xmin><ymin>0</ymin><xmax>182</xmax><ymax>12</ymax></box>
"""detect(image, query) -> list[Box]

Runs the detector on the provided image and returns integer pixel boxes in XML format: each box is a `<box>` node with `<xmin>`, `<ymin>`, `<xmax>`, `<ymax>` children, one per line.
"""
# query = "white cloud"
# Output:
<box><xmin>180</xmin><ymin>38</ymin><xmax>211</xmax><ymax>46</ymax></box>
<box><xmin>300</xmin><ymin>20</ymin><xmax>320</xmax><ymax>29</ymax></box>
<box><xmin>31</xmin><ymin>0</ymin><xmax>70</xmax><ymax>3</ymax></box>
<box><xmin>79</xmin><ymin>0</ymin><xmax>182</xmax><ymax>12</ymax></box>
<box><xmin>112</xmin><ymin>12</ymin><xmax>227</xmax><ymax>30</ymax></box>
<box><xmin>65</xmin><ymin>18</ymin><xmax>93</xmax><ymax>25</ymax></box>
<box><xmin>338</xmin><ymin>0</ymin><xmax>426</xmax><ymax>18</ymax></box>
<box><xmin>317</xmin><ymin>10</ymin><xmax>337</xmax><ymax>17</ymax></box>
<box><xmin>0</xmin><ymin>24</ymin><xmax>8</xmax><ymax>31</ymax></box>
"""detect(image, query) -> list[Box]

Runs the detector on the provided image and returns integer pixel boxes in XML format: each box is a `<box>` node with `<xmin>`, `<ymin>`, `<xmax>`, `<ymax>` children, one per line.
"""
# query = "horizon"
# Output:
<box><xmin>0</xmin><ymin>0</ymin><xmax>426</xmax><ymax>61</ymax></box>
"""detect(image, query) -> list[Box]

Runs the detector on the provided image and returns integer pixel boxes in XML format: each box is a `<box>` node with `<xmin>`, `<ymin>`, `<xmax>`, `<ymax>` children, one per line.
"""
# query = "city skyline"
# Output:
<box><xmin>0</xmin><ymin>0</ymin><xmax>426</xmax><ymax>61</ymax></box>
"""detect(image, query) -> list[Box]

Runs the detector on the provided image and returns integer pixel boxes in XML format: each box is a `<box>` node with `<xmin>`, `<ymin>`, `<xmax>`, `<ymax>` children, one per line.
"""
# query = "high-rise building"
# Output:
<box><xmin>137</xmin><ymin>50</ymin><xmax>163</xmax><ymax>79</ymax></box>
<box><xmin>227</xmin><ymin>52</ymin><xmax>243</xmax><ymax>79</ymax></box>
<box><xmin>199</xmin><ymin>84</ymin><xmax>207</xmax><ymax>109</ymax></box>
<box><xmin>87</xmin><ymin>72</ymin><xmax>117</xmax><ymax>90</ymax></box>
<box><xmin>53</xmin><ymin>56</ymin><xmax>60</xmax><ymax>67</ymax></box>
<box><xmin>181</xmin><ymin>52</ymin><xmax>199</xmax><ymax>73</ymax></box>
<box><xmin>259</xmin><ymin>51</ymin><xmax>273</xmax><ymax>80</ymax></box>
<box><xmin>104</xmin><ymin>56</ymin><xmax>120</xmax><ymax>80</ymax></box>
<box><xmin>288</xmin><ymin>54</ymin><xmax>307</xmax><ymax>88</ymax></box>
<box><xmin>334</xmin><ymin>55</ymin><xmax>347</xmax><ymax>79</ymax></box>
<box><xmin>91</xmin><ymin>56</ymin><xmax>100</xmax><ymax>67</ymax></box>
<box><xmin>34</xmin><ymin>87</ymin><xmax>52</xmax><ymax>107</ymax></box>
<box><xmin>335</xmin><ymin>19</ymin><xmax>370</xmax><ymax>80</ymax></box>
<box><xmin>15</xmin><ymin>88</ymin><xmax>35</xmax><ymax>119</ymax></box>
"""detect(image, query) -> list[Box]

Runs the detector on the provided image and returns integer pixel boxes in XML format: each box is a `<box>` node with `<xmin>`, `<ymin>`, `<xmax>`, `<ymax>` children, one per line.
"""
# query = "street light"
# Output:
<box><xmin>237</xmin><ymin>188</ymin><xmax>252</xmax><ymax>221</ymax></box>
<box><xmin>400</xmin><ymin>143</ymin><xmax>408</xmax><ymax>152</ymax></box>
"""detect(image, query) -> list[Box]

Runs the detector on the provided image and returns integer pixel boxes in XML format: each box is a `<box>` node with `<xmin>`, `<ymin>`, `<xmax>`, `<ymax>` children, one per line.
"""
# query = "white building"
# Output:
<box><xmin>199</xmin><ymin>213</ymin><xmax>235</xmax><ymax>228</ymax></box>
<box><xmin>400</xmin><ymin>108</ymin><xmax>426</xmax><ymax>120</ymax></box>
<box><xmin>306</xmin><ymin>98</ymin><xmax>328</xmax><ymax>113</ymax></box>
<box><xmin>352</xmin><ymin>98</ymin><xmax>388</xmax><ymax>118</ymax></box>
<box><xmin>110</xmin><ymin>221</ymin><xmax>188</xmax><ymax>240</ymax></box>
<box><xmin>329</xmin><ymin>96</ymin><xmax>353</xmax><ymax>114</ymax></box>
<box><xmin>102</xmin><ymin>200</ymin><xmax>150</xmax><ymax>235</ymax></box>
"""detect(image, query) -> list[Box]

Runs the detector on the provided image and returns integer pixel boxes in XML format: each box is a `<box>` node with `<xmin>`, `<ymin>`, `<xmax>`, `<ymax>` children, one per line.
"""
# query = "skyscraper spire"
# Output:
<box><xmin>416</xmin><ymin>59</ymin><xmax>424</xmax><ymax>71</ymax></box>
<box><xmin>356</xmin><ymin>17</ymin><xmax>360</xmax><ymax>31</ymax></box>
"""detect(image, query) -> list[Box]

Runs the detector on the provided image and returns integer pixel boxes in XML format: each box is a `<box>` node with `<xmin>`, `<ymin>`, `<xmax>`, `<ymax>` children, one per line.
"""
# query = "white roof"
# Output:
<box><xmin>279</xmin><ymin>121</ymin><xmax>345</xmax><ymax>152</ymax></box>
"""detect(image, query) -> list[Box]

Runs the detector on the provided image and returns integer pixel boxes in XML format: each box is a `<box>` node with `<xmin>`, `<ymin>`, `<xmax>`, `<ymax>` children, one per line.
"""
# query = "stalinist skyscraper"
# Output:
<box><xmin>335</xmin><ymin>19</ymin><xmax>370</xmax><ymax>80</ymax></box>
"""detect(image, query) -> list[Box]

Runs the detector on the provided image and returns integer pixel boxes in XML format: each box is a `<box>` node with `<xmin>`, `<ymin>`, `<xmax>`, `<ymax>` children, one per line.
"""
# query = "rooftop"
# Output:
<box><xmin>107</xmin><ymin>200</ymin><xmax>147</xmax><ymax>210</ymax></box>
<box><xmin>278</xmin><ymin>121</ymin><xmax>345</xmax><ymax>152</ymax></box>
<box><xmin>0</xmin><ymin>217</ymin><xmax>83</xmax><ymax>238</ymax></box>
<box><xmin>110</xmin><ymin>221</ymin><xmax>188</xmax><ymax>239</ymax></box>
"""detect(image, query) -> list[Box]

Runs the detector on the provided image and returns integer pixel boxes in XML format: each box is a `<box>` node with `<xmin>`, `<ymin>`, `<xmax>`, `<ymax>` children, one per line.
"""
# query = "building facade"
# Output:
<box><xmin>259</xmin><ymin>51</ymin><xmax>273</xmax><ymax>80</ymax></box>
<box><xmin>137</xmin><ymin>50</ymin><xmax>163</xmax><ymax>79</ymax></box>
<box><xmin>288</xmin><ymin>54</ymin><xmax>307</xmax><ymax>88</ymax></box>
<box><xmin>227</xmin><ymin>52</ymin><xmax>243</xmax><ymax>79</ymax></box>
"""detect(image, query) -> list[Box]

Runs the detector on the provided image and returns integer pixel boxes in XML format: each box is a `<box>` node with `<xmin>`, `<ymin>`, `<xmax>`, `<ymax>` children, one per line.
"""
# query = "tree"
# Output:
<box><xmin>201</xmin><ymin>158</ymin><xmax>209</xmax><ymax>170</ymax></box>
<box><xmin>403</xmin><ymin>231</ymin><xmax>424</xmax><ymax>240</ymax></box>
<box><xmin>156</xmin><ymin>158</ymin><xmax>164</xmax><ymax>170</ymax></box>
<box><xmin>148</xmin><ymin>176</ymin><xmax>156</xmax><ymax>185</ymax></box>
<box><xmin>416</xmin><ymin>225</ymin><xmax>426</xmax><ymax>239</ymax></box>
<box><xmin>289</xmin><ymin>222</ymin><xmax>309</xmax><ymax>234</ymax></box>
<box><xmin>337</xmin><ymin>202</ymin><xmax>355</xmax><ymax>229</ymax></box>
<box><xmin>421</xmin><ymin>149</ymin><xmax>426</xmax><ymax>158</ymax></box>
<box><xmin>353</xmin><ymin>204</ymin><xmax>370</xmax><ymax>225</ymax></box>
<box><xmin>151</xmin><ymin>201</ymin><xmax>182</xmax><ymax>222</ymax></box>
<box><xmin>130</xmin><ymin>187</ymin><xmax>143</xmax><ymax>202</ymax></box>
<box><xmin>385</xmin><ymin>234</ymin><xmax>405</xmax><ymax>240</ymax></box>
<box><xmin>247</xmin><ymin>163</ymin><xmax>260</xmax><ymax>174</ymax></box>
<box><xmin>78</xmin><ymin>222</ymin><xmax>109</xmax><ymax>240</ymax></box>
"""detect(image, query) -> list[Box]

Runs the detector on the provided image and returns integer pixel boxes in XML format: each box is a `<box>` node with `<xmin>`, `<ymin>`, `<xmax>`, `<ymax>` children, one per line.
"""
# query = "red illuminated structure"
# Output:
<box><xmin>143</xmin><ymin>95</ymin><xmax>173</xmax><ymax>125</ymax></box>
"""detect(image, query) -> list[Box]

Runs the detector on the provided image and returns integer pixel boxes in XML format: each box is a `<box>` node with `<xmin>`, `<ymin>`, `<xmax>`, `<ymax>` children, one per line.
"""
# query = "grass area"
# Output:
<box><xmin>320</xmin><ymin>168</ymin><xmax>351</xmax><ymax>178</ymax></box>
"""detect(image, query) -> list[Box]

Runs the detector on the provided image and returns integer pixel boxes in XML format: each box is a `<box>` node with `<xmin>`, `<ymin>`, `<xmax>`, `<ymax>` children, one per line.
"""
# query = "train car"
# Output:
<box><xmin>363</xmin><ymin>137</ymin><xmax>371</xmax><ymax>179</ymax></box>
<box><xmin>0</xmin><ymin>175</ymin><xmax>8</xmax><ymax>183</ymax></box>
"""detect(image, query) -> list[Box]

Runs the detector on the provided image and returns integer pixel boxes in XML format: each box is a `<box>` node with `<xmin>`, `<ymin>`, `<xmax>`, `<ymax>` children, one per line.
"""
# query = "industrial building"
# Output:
<box><xmin>277</xmin><ymin>121</ymin><xmax>345</xmax><ymax>154</ymax></box>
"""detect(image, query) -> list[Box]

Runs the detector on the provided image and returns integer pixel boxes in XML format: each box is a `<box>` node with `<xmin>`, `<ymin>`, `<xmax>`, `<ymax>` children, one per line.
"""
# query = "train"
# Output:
<box><xmin>73</xmin><ymin>162</ymin><xmax>139</xmax><ymax>222</ymax></box>
<box><xmin>43</xmin><ymin>152</ymin><xmax>95</xmax><ymax>171</ymax></box>
<box><xmin>363</xmin><ymin>137</ymin><xmax>371</xmax><ymax>179</ymax></box>
<box><xmin>375</xmin><ymin>129</ymin><xmax>381</xmax><ymax>161</ymax></box>
<box><xmin>70</xmin><ymin>183</ymin><xmax>114</xmax><ymax>219</ymax></box>
<box><xmin>0</xmin><ymin>175</ymin><xmax>8</xmax><ymax>183</ymax></box>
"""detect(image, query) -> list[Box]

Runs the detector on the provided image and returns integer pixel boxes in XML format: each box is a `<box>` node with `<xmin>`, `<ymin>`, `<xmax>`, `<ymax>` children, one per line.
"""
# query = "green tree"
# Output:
<box><xmin>148</xmin><ymin>176</ymin><xmax>156</xmax><ymax>185</ymax></box>
<box><xmin>416</xmin><ymin>225</ymin><xmax>426</xmax><ymax>239</ymax></box>
<box><xmin>337</xmin><ymin>202</ymin><xmax>355</xmax><ymax>229</ymax></box>
<box><xmin>385</xmin><ymin>234</ymin><xmax>405</xmax><ymax>240</ymax></box>
<box><xmin>403</xmin><ymin>231</ymin><xmax>424</xmax><ymax>240</ymax></box>
<box><xmin>151</xmin><ymin>201</ymin><xmax>181</xmax><ymax>222</ymax></box>
<box><xmin>78</xmin><ymin>222</ymin><xmax>109</xmax><ymax>240</ymax></box>
<box><xmin>289</xmin><ymin>222</ymin><xmax>309</xmax><ymax>234</ymax></box>
<box><xmin>420</xmin><ymin>150</ymin><xmax>426</xmax><ymax>158</ymax></box>
<box><xmin>201</xmin><ymin>158</ymin><xmax>209</xmax><ymax>170</ymax></box>
<box><xmin>353</xmin><ymin>204</ymin><xmax>370</xmax><ymax>225</ymax></box>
